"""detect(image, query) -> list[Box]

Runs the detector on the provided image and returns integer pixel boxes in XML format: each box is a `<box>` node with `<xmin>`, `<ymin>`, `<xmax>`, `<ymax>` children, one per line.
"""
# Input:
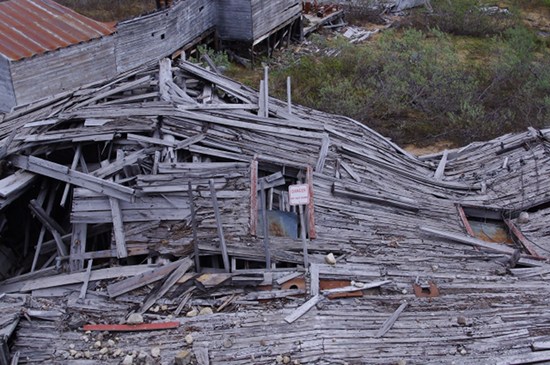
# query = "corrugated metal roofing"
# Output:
<box><xmin>0</xmin><ymin>0</ymin><xmax>115</xmax><ymax>61</ymax></box>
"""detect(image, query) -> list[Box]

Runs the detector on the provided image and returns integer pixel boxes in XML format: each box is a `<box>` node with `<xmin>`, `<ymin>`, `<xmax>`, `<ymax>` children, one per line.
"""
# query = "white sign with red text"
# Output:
<box><xmin>289</xmin><ymin>184</ymin><xmax>310</xmax><ymax>206</ymax></box>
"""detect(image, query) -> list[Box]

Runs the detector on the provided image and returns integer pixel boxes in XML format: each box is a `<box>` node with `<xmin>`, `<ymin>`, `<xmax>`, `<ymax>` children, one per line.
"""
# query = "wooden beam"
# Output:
<box><xmin>504</xmin><ymin>219</ymin><xmax>542</xmax><ymax>259</ymax></box>
<box><xmin>374</xmin><ymin>302</ymin><xmax>408</xmax><ymax>338</ymax></box>
<box><xmin>10</xmin><ymin>155</ymin><xmax>135</xmax><ymax>202</ymax></box>
<box><xmin>188</xmin><ymin>181</ymin><xmax>200</xmax><ymax>272</ymax></box>
<box><xmin>79</xmin><ymin>259</ymin><xmax>93</xmax><ymax>300</ymax></box>
<box><xmin>434</xmin><ymin>149</ymin><xmax>448</xmax><ymax>180</ymax></box>
<box><xmin>69</xmin><ymin>223</ymin><xmax>87</xmax><ymax>272</ymax></box>
<box><xmin>28</xmin><ymin>200</ymin><xmax>68</xmax><ymax>257</ymax></box>
<box><xmin>209</xmin><ymin>179</ymin><xmax>230</xmax><ymax>272</ymax></box>
<box><xmin>456</xmin><ymin>204</ymin><xmax>475</xmax><ymax>237</ymax></box>
<box><xmin>306</xmin><ymin>166</ymin><xmax>316</xmax><ymax>239</ymax></box>
<box><xmin>107</xmin><ymin>260</ymin><xmax>182</xmax><ymax>297</ymax></box>
<box><xmin>259</xmin><ymin>179</ymin><xmax>271</xmax><ymax>269</ymax></box>
<box><xmin>250</xmin><ymin>158</ymin><xmax>258</xmax><ymax>236</ymax></box>
<box><xmin>284</xmin><ymin>294</ymin><xmax>322</xmax><ymax>324</ymax></box>
<box><xmin>60</xmin><ymin>145</ymin><xmax>82</xmax><ymax>207</ymax></box>
<box><xmin>109</xmin><ymin>198</ymin><xmax>127</xmax><ymax>258</ymax></box>
<box><xmin>139</xmin><ymin>258</ymin><xmax>193</xmax><ymax>314</ymax></box>
<box><xmin>315</xmin><ymin>134</ymin><xmax>330</xmax><ymax>173</ymax></box>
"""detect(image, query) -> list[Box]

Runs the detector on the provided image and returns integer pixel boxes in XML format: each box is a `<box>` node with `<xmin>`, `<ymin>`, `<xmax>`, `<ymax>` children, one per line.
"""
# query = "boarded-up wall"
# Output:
<box><xmin>251</xmin><ymin>0</ymin><xmax>301</xmax><ymax>41</ymax></box>
<box><xmin>0</xmin><ymin>56</ymin><xmax>15</xmax><ymax>113</ymax></box>
<box><xmin>115</xmin><ymin>0</ymin><xmax>216</xmax><ymax>73</ymax></box>
<box><xmin>215</xmin><ymin>0</ymin><xmax>253</xmax><ymax>41</ymax></box>
<box><xmin>10</xmin><ymin>36</ymin><xmax>116</xmax><ymax>106</ymax></box>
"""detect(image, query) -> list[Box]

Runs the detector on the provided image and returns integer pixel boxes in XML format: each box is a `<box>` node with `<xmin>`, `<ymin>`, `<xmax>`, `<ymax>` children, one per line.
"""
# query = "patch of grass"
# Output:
<box><xmin>55</xmin><ymin>0</ymin><xmax>156</xmax><ymax>22</ymax></box>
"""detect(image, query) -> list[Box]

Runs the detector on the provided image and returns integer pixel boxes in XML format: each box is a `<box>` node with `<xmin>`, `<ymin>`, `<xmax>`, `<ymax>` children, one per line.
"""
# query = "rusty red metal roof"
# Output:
<box><xmin>0</xmin><ymin>0</ymin><xmax>115</xmax><ymax>61</ymax></box>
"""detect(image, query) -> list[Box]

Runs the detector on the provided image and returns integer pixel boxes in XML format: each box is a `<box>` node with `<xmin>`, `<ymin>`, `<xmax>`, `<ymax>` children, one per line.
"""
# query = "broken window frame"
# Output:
<box><xmin>249</xmin><ymin>157</ymin><xmax>316</xmax><ymax>240</ymax></box>
<box><xmin>456</xmin><ymin>203</ymin><xmax>541</xmax><ymax>258</ymax></box>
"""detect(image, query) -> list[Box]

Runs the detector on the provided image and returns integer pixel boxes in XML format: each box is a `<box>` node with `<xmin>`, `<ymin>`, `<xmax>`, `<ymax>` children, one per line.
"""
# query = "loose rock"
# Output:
<box><xmin>186</xmin><ymin>309</ymin><xmax>198</xmax><ymax>317</ymax></box>
<box><xmin>325</xmin><ymin>253</ymin><xmax>336</xmax><ymax>265</ymax></box>
<box><xmin>199</xmin><ymin>307</ymin><xmax>213</xmax><ymax>315</ymax></box>
<box><xmin>151</xmin><ymin>347</ymin><xmax>161</xmax><ymax>358</ymax></box>
<box><xmin>122</xmin><ymin>355</ymin><xmax>134</xmax><ymax>365</ymax></box>
<box><xmin>185</xmin><ymin>334</ymin><xmax>193</xmax><ymax>344</ymax></box>
<box><xmin>175</xmin><ymin>350</ymin><xmax>191</xmax><ymax>365</ymax></box>
<box><xmin>126</xmin><ymin>313</ymin><xmax>144</xmax><ymax>325</ymax></box>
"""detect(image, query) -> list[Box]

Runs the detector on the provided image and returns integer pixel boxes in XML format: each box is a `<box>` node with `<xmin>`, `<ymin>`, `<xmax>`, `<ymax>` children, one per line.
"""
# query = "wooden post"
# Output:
<box><xmin>60</xmin><ymin>145</ymin><xmax>81</xmax><ymax>207</ymax></box>
<box><xmin>110</xmin><ymin>198</ymin><xmax>127</xmax><ymax>259</ymax></box>
<box><xmin>250</xmin><ymin>158</ymin><xmax>258</xmax><ymax>236</ymax></box>
<box><xmin>264</xmin><ymin>66</ymin><xmax>269</xmax><ymax>118</ymax></box>
<box><xmin>79</xmin><ymin>259</ymin><xmax>93</xmax><ymax>300</ymax></box>
<box><xmin>31</xmin><ymin>184</ymin><xmax>55</xmax><ymax>272</ymax></box>
<box><xmin>306</xmin><ymin>166</ymin><xmax>316</xmax><ymax>239</ymax></box>
<box><xmin>70</xmin><ymin>223</ymin><xmax>87</xmax><ymax>272</ymax></box>
<box><xmin>259</xmin><ymin>179</ymin><xmax>271</xmax><ymax>269</ymax></box>
<box><xmin>287</xmin><ymin>76</ymin><xmax>292</xmax><ymax>114</ymax></box>
<box><xmin>188</xmin><ymin>181</ymin><xmax>201</xmax><ymax>272</ymax></box>
<box><xmin>299</xmin><ymin>204</ymin><xmax>309</xmax><ymax>271</ymax></box>
<box><xmin>209</xmin><ymin>179</ymin><xmax>230</xmax><ymax>272</ymax></box>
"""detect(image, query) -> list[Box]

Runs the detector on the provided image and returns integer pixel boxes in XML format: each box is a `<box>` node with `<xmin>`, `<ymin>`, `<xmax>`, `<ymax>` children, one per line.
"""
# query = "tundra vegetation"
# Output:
<box><xmin>57</xmin><ymin>0</ymin><xmax>550</xmax><ymax>146</ymax></box>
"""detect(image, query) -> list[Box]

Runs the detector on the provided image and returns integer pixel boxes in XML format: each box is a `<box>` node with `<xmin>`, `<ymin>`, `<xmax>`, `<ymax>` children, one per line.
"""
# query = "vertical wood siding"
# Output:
<box><xmin>250</xmin><ymin>0</ymin><xmax>301</xmax><ymax>40</ymax></box>
<box><xmin>11</xmin><ymin>36</ymin><xmax>116</xmax><ymax>106</ymax></box>
<box><xmin>215</xmin><ymin>0</ymin><xmax>253</xmax><ymax>41</ymax></box>
<box><xmin>115</xmin><ymin>0</ymin><xmax>216</xmax><ymax>73</ymax></box>
<box><xmin>0</xmin><ymin>56</ymin><xmax>16</xmax><ymax>113</ymax></box>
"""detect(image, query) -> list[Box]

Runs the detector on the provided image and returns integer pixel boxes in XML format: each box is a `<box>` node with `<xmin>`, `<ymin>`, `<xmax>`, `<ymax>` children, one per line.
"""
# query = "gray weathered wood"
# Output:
<box><xmin>375</xmin><ymin>302</ymin><xmax>408</xmax><ymax>338</ymax></box>
<box><xmin>284</xmin><ymin>294</ymin><xmax>322</xmax><ymax>324</ymax></box>
<box><xmin>210</xmin><ymin>179</ymin><xmax>230</xmax><ymax>273</ymax></box>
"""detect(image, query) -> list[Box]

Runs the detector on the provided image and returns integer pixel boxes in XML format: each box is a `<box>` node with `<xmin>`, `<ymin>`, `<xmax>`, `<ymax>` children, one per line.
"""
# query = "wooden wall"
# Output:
<box><xmin>115</xmin><ymin>0</ymin><xmax>216</xmax><ymax>73</ymax></box>
<box><xmin>250</xmin><ymin>0</ymin><xmax>301</xmax><ymax>41</ymax></box>
<box><xmin>0</xmin><ymin>56</ymin><xmax>16</xmax><ymax>113</ymax></box>
<box><xmin>215</xmin><ymin>0</ymin><xmax>253</xmax><ymax>41</ymax></box>
<box><xmin>10</xmin><ymin>37</ymin><xmax>117</xmax><ymax>107</ymax></box>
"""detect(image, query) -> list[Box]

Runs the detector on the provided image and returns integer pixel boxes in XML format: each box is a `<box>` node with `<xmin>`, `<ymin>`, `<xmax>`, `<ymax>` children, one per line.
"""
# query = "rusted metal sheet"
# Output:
<box><xmin>413</xmin><ymin>281</ymin><xmax>440</xmax><ymax>298</ymax></box>
<box><xmin>0</xmin><ymin>0</ymin><xmax>114</xmax><ymax>61</ymax></box>
<box><xmin>82</xmin><ymin>322</ymin><xmax>180</xmax><ymax>332</ymax></box>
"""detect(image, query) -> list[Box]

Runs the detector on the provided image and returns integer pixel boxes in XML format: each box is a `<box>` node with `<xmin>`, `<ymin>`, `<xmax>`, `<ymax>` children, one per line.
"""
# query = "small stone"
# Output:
<box><xmin>69</xmin><ymin>343</ymin><xmax>75</xmax><ymax>349</ymax></box>
<box><xmin>184</xmin><ymin>334</ymin><xmax>193</xmax><ymax>344</ymax></box>
<box><xmin>401</xmin><ymin>289</ymin><xmax>407</xmax><ymax>295</ymax></box>
<box><xmin>352</xmin><ymin>281</ymin><xmax>364</xmax><ymax>288</ymax></box>
<box><xmin>100</xmin><ymin>347</ymin><xmax>109</xmax><ymax>355</ymax></box>
<box><xmin>518</xmin><ymin>211</ymin><xmax>530</xmax><ymax>224</ymax></box>
<box><xmin>397</xmin><ymin>360</ymin><xmax>407</xmax><ymax>365</ymax></box>
<box><xmin>138</xmin><ymin>351</ymin><xmax>147</xmax><ymax>360</ymax></box>
<box><xmin>122</xmin><ymin>355</ymin><xmax>134</xmax><ymax>365</ymax></box>
<box><xmin>223</xmin><ymin>338</ymin><xmax>233</xmax><ymax>348</ymax></box>
<box><xmin>283</xmin><ymin>355</ymin><xmax>291</xmax><ymax>364</ymax></box>
<box><xmin>325</xmin><ymin>253</ymin><xmax>336</xmax><ymax>265</ymax></box>
<box><xmin>84</xmin><ymin>351</ymin><xmax>92</xmax><ymax>359</ymax></box>
<box><xmin>276</xmin><ymin>355</ymin><xmax>284</xmax><ymax>364</ymax></box>
<box><xmin>151</xmin><ymin>305</ymin><xmax>160</xmax><ymax>313</ymax></box>
<box><xmin>457</xmin><ymin>316</ymin><xmax>467</xmax><ymax>326</ymax></box>
<box><xmin>186</xmin><ymin>309</ymin><xmax>198</xmax><ymax>317</ymax></box>
<box><xmin>259</xmin><ymin>339</ymin><xmax>267</xmax><ymax>346</ymax></box>
<box><xmin>151</xmin><ymin>347</ymin><xmax>161</xmax><ymax>358</ymax></box>
<box><xmin>175</xmin><ymin>350</ymin><xmax>191</xmax><ymax>365</ymax></box>
<box><xmin>113</xmin><ymin>349</ymin><xmax>123</xmax><ymax>357</ymax></box>
<box><xmin>69</xmin><ymin>349</ymin><xmax>77</xmax><ymax>357</ymax></box>
<box><xmin>107</xmin><ymin>339</ymin><xmax>115</xmax><ymax>347</ymax></box>
<box><xmin>431</xmin><ymin>265</ymin><xmax>439</xmax><ymax>272</ymax></box>
<box><xmin>94</xmin><ymin>341</ymin><xmax>102</xmax><ymax>348</ymax></box>
<box><xmin>96</xmin><ymin>333</ymin><xmax>104</xmax><ymax>341</ymax></box>
<box><xmin>74</xmin><ymin>352</ymin><xmax>82</xmax><ymax>359</ymax></box>
<box><xmin>126</xmin><ymin>313</ymin><xmax>144</xmax><ymax>325</ymax></box>
<box><xmin>199</xmin><ymin>307</ymin><xmax>213</xmax><ymax>315</ymax></box>
<box><xmin>82</xmin><ymin>335</ymin><xmax>89</xmax><ymax>342</ymax></box>
<box><xmin>293</xmin><ymin>361</ymin><xmax>301</xmax><ymax>365</ymax></box>
<box><xmin>460</xmin><ymin>348</ymin><xmax>467</xmax><ymax>355</ymax></box>
<box><xmin>161</xmin><ymin>305</ymin><xmax>168</xmax><ymax>311</ymax></box>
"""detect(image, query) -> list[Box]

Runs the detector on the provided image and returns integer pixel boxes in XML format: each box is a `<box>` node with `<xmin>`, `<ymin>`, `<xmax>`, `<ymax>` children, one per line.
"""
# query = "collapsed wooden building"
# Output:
<box><xmin>0</xmin><ymin>0</ymin><xmax>304</xmax><ymax>113</ymax></box>
<box><xmin>1</xmin><ymin>58</ymin><xmax>550</xmax><ymax>364</ymax></box>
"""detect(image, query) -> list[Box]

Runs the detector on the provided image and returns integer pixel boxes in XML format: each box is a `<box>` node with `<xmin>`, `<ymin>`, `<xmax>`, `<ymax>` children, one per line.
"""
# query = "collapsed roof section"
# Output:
<box><xmin>1</xmin><ymin>59</ymin><xmax>550</xmax><ymax>363</ymax></box>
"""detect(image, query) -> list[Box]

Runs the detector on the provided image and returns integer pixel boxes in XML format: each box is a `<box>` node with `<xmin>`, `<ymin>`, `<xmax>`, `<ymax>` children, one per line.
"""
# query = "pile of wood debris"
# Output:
<box><xmin>1</xmin><ymin>58</ymin><xmax>550</xmax><ymax>364</ymax></box>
